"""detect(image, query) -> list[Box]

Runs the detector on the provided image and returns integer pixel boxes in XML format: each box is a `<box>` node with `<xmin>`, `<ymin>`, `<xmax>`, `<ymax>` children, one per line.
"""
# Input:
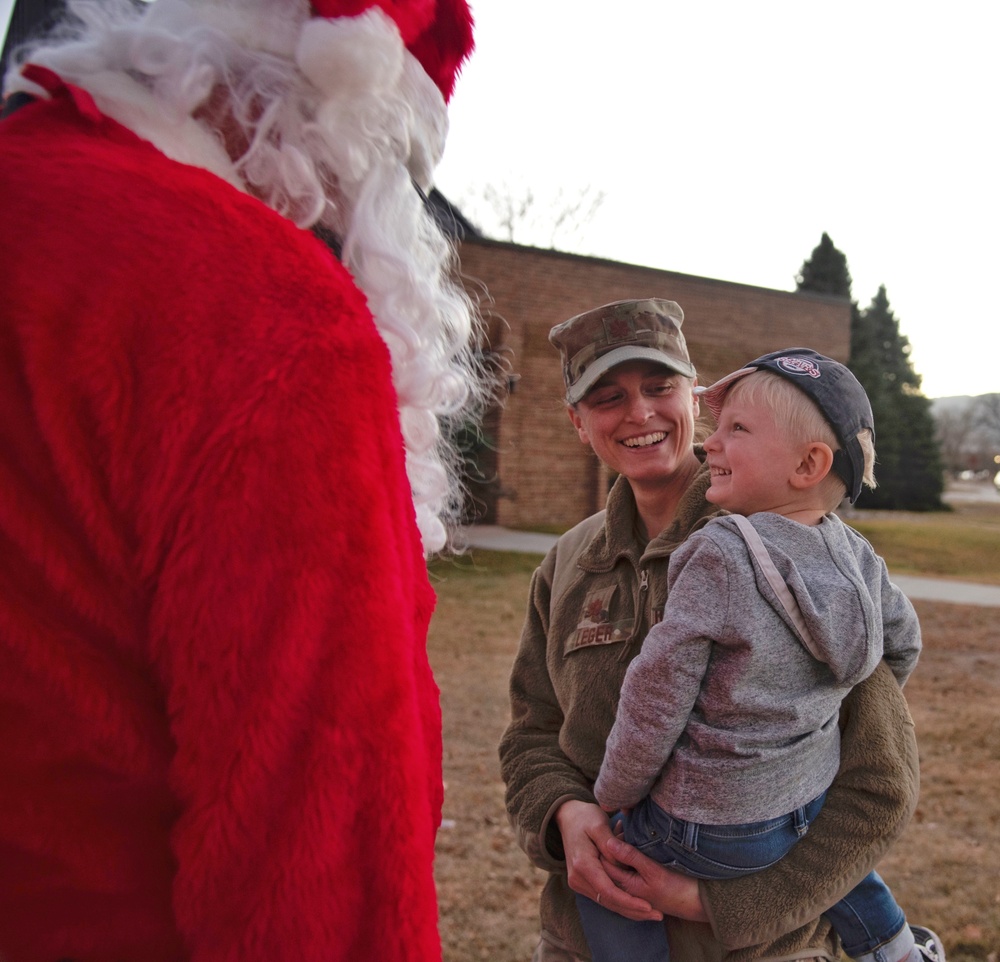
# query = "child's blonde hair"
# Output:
<box><xmin>725</xmin><ymin>371</ymin><xmax>876</xmax><ymax>510</ymax></box>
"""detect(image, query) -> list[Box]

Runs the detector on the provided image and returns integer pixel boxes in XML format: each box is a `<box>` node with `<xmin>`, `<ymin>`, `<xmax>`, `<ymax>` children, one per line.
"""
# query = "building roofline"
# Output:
<box><xmin>426</xmin><ymin>189</ymin><xmax>483</xmax><ymax>240</ymax></box>
<box><xmin>457</xmin><ymin>235</ymin><xmax>851</xmax><ymax>307</ymax></box>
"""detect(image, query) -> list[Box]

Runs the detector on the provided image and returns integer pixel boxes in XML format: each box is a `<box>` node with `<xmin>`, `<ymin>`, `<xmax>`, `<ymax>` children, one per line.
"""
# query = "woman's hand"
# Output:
<box><xmin>600</xmin><ymin>835</ymin><xmax>708</xmax><ymax>923</ymax></box>
<box><xmin>555</xmin><ymin>799</ymin><xmax>663</xmax><ymax>922</ymax></box>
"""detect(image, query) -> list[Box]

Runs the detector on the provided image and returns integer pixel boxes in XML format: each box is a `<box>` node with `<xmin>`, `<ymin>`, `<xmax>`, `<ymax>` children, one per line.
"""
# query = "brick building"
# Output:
<box><xmin>456</xmin><ymin>236</ymin><xmax>852</xmax><ymax>530</ymax></box>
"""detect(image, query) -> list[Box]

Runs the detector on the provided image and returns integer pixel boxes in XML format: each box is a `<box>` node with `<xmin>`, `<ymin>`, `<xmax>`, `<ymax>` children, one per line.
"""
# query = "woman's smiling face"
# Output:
<box><xmin>568</xmin><ymin>360</ymin><xmax>700</xmax><ymax>485</ymax></box>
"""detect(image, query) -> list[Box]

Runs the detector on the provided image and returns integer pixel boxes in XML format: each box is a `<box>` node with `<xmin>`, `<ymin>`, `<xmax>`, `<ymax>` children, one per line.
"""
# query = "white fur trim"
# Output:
<box><xmin>296</xmin><ymin>9</ymin><xmax>404</xmax><ymax>100</ymax></box>
<box><xmin>83</xmin><ymin>71</ymin><xmax>245</xmax><ymax>190</ymax></box>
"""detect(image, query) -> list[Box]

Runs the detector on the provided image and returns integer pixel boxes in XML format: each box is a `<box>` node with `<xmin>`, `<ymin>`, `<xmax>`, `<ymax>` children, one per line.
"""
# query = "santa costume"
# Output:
<box><xmin>0</xmin><ymin>0</ymin><xmax>476</xmax><ymax>959</ymax></box>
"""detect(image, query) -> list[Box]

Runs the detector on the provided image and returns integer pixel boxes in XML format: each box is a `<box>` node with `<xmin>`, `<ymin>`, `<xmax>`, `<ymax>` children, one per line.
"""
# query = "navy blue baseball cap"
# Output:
<box><xmin>697</xmin><ymin>348</ymin><xmax>875</xmax><ymax>503</ymax></box>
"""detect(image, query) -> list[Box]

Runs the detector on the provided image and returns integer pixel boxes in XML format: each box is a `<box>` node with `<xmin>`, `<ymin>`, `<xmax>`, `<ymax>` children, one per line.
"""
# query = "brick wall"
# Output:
<box><xmin>457</xmin><ymin>238</ymin><xmax>851</xmax><ymax>530</ymax></box>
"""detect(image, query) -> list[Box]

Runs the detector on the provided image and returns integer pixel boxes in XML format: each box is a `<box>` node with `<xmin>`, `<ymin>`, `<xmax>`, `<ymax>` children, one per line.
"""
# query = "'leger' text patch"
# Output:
<box><xmin>565</xmin><ymin>584</ymin><xmax>632</xmax><ymax>654</ymax></box>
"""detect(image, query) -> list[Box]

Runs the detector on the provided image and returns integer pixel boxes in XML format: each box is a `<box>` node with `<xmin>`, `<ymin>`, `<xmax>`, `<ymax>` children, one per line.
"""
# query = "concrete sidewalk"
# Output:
<box><xmin>460</xmin><ymin>525</ymin><xmax>1000</xmax><ymax>608</ymax></box>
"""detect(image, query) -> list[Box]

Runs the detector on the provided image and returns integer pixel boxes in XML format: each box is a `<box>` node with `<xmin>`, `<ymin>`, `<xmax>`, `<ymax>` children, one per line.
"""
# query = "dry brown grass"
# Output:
<box><xmin>846</xmin><ymin>501</ymin><xmax>1000</xmax><ymax>585</ymax></box>
<box><xmin>428</xmin><ymin>551</ymin><xmax>544</xmax><ymax>962</ymax></box>
<box><xmin>428</xmin><ymin>502</ymin><xmax>1000</xmax><ymax>962</ymax></box>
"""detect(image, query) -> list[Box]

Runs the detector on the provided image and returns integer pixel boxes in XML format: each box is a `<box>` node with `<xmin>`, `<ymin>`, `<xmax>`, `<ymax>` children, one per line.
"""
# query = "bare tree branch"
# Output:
<box><xmin>457</xmin><ymin>181</ymin><xmax>605</xmax><ymax>250</ymax></box>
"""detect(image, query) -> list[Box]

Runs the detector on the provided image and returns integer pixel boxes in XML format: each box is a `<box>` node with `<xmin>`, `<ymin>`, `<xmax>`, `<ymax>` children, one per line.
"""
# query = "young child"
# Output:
<box><xmin>576</xmin><ymin>349</ymin><xmax>944</xmax><ymax>962</ymax></box>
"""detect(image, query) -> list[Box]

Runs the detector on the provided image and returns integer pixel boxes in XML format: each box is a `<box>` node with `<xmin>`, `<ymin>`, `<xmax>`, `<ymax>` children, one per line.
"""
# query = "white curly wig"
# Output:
<box><xmin>5</xmin><ymin>0</ymin><xmax>487</xmax><ymax>554</ymax></box>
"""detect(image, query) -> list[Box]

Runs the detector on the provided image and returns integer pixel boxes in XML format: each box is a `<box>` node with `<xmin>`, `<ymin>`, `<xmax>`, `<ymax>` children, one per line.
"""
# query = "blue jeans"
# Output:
<box><xmin>575</xmin><ymin>792</ymin><xmax>906</xmax><ymax>962</ymax></box>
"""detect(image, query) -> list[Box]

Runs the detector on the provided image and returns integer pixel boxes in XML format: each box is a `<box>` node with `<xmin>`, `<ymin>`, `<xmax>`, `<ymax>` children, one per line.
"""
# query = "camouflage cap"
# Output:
<box><xmin>549</xmin><ymin>298</ymin><xmax>696</xmax><ymax>404</ymax></box>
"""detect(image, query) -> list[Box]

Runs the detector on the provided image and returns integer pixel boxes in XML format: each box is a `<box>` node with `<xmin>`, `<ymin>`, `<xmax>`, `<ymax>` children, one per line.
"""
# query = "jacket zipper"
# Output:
<box><xmin>638</xmin><ymin>567</ymin><xmax>651</xmax><ymax>633</ymax></box>
<box><xmin>618</xmin><ymin>566</ymin><xmax>649</xmax><ymax>661</ymax></box>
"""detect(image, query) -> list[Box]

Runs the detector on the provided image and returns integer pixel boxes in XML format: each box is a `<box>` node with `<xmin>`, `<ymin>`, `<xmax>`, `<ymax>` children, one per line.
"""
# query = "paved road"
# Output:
<box><xmin>460</xmin><ymin>526</ymin><xmax>1000</xmax><ymax>609</ymax></box>
<box><xmin>943</xmin><ymin>478</ymin><xmax>1000</xmax><ymax>505</ymax></box>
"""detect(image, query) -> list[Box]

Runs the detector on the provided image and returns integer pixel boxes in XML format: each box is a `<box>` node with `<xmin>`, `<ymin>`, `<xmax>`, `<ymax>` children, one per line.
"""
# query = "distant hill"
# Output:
<box><xmin>931</xmin><ymin>395</ymin><xmax>988</xmax><ymax>413</ymax></box>
<box><xmin>932</xmin><ymin>394</ymin><xmax>1000</xmax><ymax>478</ymax></box>
<box><xmin>933</xmin><ymin>395</ymin><xmax>969</xmax><ymax>411</ymax></box>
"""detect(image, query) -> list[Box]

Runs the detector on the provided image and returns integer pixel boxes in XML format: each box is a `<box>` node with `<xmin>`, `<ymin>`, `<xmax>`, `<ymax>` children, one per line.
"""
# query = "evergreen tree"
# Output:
<box><xmin>796</xmin><ymin>236</ymin><xmax>944</xmax><ymax>510</ymax></box>
<box><xmin>795</xmin><ymin>232</ymin><xmax>853</xmax><ymax>298</ymax></box>
<box><xmin>849</xmin><ymin>286</ymin><xmax>944</xmax><ymax>510</ymax></box>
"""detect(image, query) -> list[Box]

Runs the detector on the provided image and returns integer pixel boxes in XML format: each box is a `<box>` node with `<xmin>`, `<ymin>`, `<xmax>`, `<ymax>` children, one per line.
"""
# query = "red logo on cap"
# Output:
<box><xmin>608</xmin><ymin>317</ymin><xmax>633</xmax><ymax>341</ymax></box>
<box><xmin>776</xmin><ymin>356</ymin><xmax>821</xmax><ymax>378</ymax></box>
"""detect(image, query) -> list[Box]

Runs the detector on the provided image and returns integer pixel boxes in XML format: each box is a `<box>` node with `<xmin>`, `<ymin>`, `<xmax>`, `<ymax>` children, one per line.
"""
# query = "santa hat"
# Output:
<box><xmin>309</xmin><ymin>0</ymin><xmax>473</xmax><ymax>101</ymax></box>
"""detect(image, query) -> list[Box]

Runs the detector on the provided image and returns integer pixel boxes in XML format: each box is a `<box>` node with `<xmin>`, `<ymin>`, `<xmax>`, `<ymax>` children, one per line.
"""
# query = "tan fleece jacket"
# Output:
<box><xmin>499</xmin><ymin>469</ymin><xmax>919</xmax><ymax>961</ymax></box>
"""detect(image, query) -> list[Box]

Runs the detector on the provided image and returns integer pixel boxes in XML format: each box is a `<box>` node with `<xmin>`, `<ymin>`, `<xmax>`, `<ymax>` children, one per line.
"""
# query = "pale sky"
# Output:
<box><xmin>435</xmin><ymin>1</ymin><xmax>1000</xmax><ymax>400</ymax></box>
<box><xmin>4</xmin><ymin>0</ymin><xmax>997</xmax><ymax>398</ymax></box>
<box><xmin>1</xmin><ymin>0</ymin><xmax>14</xmax><ymax>59</ymax></box>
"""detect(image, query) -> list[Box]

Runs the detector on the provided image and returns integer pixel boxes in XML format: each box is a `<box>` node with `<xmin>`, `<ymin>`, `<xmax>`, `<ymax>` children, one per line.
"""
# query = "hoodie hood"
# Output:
<box><xmin>717</xmin><ymin>512</ymin><xmax>883</xmax><ymax>686</ymax></box>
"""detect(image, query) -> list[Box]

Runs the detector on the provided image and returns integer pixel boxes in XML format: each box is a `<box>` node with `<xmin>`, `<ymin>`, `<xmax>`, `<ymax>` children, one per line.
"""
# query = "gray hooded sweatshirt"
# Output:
<box><xmin>594</xmin><ymin>511</ymin><xmax>920</xmax><ymax>823</ymax></box>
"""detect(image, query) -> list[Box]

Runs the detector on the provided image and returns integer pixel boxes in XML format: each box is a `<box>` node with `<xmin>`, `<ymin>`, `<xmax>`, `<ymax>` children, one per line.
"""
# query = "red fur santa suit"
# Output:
<box><xmin>0</xmin><ymin>0</ymin><xmax>474</xmax><ymax>958</ymax></box>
